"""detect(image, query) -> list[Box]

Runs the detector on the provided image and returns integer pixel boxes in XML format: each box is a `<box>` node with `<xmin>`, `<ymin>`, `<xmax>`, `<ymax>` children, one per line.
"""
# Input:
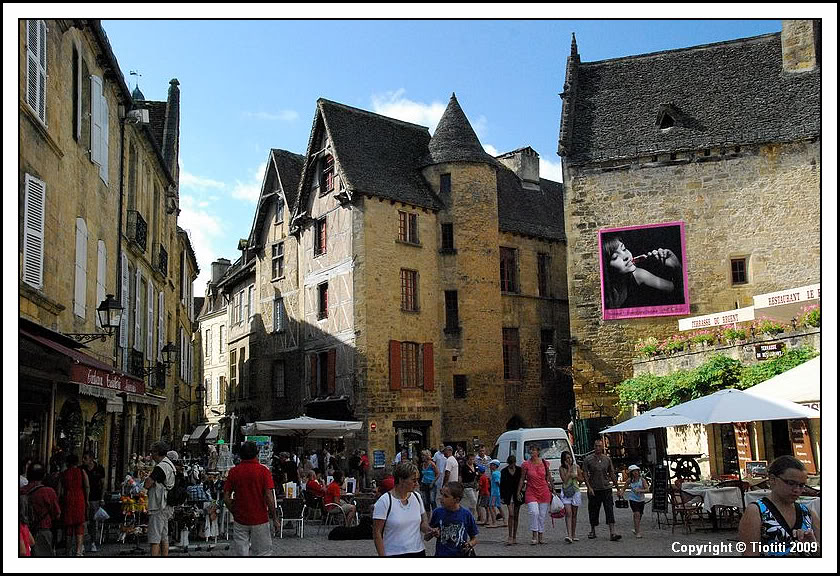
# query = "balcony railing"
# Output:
<box><xmin>156</xmin><ymin>244</ymin><xmax>168</xmax><ymax>277</ymax></box>
<box><xmin>127</xmin><ymin>210</ymin><xmax>148</xmax><ymax>253</ymax></box>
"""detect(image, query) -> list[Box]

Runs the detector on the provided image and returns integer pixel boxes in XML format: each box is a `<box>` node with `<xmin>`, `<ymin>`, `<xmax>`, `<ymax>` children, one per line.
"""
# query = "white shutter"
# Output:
<box><xmin>158</xmin><ymin>291</ymin><xmax>164</xmax><ymax>362</ymax></box>
<box><xmin>90</xmin><ymin>75</ymin><xmax>102</xmax><ymax>166</ymax></box>
<box><xmin>96</xmin><ymin>240</ymin><xmax>106</xmax><ymax>328</ymax></box>
<box><xmin>248</xmin><ymin>285</ymin><xmax>254</xmax><ymax>319</ymax></box>
<box><xmin>22</xmin><ymin>174</ymin><xmax>45</xmax><ymax>289</ymax></box>
<box><xmin>26</xmin><ymin>20</ymin><xmax>47</xmax><ymax>124</ymax></box>
<box><xmin>134</xmin><ymin>269</ymin><xmax>141</xmax><ymax>350</ymax></box>
<box><xmin>147</xmin><ymin>280</ymin><xmax>154</xmax><ymax>360</ymax></box>
<box><xmin>74</xmin><ymin>218</ymin><xmax>87</xmax><ymax>318</ymax></box>
<box><xmin>100</xmin><ymin>96</ymin><xmax>109</xmax><ymax>183</ymax></box>
<box><xmin>120</xmin><ymin>252</ymin><xmax>128</xmax><ymax>364</ymax></box>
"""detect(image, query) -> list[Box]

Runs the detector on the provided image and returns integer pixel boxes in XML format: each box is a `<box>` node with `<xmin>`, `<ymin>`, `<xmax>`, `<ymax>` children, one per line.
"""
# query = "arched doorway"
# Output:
<box><xmin>161</xmin><ymin>417</ymin><xmax>171</xmax><ymax>445</ymax></box>
<box><xmin>56</xmin><ymin>399</ymin><xmax>84</xmax><ymax>456</ymax></box>
<box><xmin>506</xmin><ymin>414</ymin><xmax>527</xmax><ymax>431</ymax></box>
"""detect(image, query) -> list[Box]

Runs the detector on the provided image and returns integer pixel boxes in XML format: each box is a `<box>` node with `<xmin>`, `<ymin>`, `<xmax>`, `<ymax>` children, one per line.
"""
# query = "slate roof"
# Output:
<box><xmin>310</xmin><ymin>99</ymin><xmax>442</xmax><ymax>210</ymax></box>
<box><xmin>559</xmin><ymin>32</ymin><xmax>821</xmax><ymax>165</ymax></box>
<box><xmin>423</xmin><ymin>94</ymin><xmax>497</xmax><ymax>167</ymax></box>
<box><xmin>135</xmin><ymin>100</ymin><xmax>168</xmax><ymax>151</ymax></box>
<box><xmin>496</xmin><ymin>165</ymin><xmax>565</xmax><ymax>241</ymax></box>
<box><xmin>249</xmin><ymin>149</ymin><xmax>304</xmax><ymax>249</ymax></box>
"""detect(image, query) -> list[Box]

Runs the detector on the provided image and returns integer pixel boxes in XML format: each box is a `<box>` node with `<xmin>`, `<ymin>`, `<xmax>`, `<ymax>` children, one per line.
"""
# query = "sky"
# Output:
<box><xmin>96</xmin><ymin>18</ymin><xmax>791</xmax><ymax>292</ymax></box>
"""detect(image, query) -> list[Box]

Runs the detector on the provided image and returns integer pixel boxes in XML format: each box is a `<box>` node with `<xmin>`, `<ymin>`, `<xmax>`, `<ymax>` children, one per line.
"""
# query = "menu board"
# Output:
<box><xmin>788</xmin><ymin>420</ymin><xmax>816</xmax><ymax>474</ymax></box>
<box><xmin>652</xmin><ymin>464</ymin><xmax>669</xmax><ymax>513</ymax></box>
<box><xmin>373</xmin><ymin>449</ymin><xmax>386</xmax><ymax>469</ymax></box>
<box><xmin>734</xmin><ymin>422</ymin><xmax>753</xmax><ymax>474</ymax></box>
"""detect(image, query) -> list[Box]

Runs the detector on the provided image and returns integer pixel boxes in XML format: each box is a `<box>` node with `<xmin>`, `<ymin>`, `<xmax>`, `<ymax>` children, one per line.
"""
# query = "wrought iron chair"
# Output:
<box><xmin>669</xmin><ymin>487</ymin><xmax>705</xmax><ymax>534</ymax></box>
<box><xmin>278</xmin><ymin>498</ymin><xmax>306</xmax><ymax>539</ymax></box>
<box><xmin>714</xmin><ymin>480</ymin><xmax>749</xmax><ymax>529</ymax></box>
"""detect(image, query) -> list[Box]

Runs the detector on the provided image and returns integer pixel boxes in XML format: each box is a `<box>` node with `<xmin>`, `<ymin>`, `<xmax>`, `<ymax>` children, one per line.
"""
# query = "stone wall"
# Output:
<box><xmin>782</xmin><ymin>20</ymin><xmax>819</xmax><ymax>72</ymax></box>
<box><xmin>563</xmin><ymin>140</ymin><xmax>821</xmax><ymax>418</ymax></box>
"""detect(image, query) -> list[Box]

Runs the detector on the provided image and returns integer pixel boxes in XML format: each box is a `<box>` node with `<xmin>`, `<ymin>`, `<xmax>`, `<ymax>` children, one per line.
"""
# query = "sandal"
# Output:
<box><xmin>564</xmin><ymin>536</ymin><xmax>573</xmax><ymax>544</ymax></box>
<box><xmin>610</xmin><ymin>534</ymin><xmax>622</xmax><ymax>542</ymax></box>
<box><xmin>573</xmin><ymin>537</ymin><xmax>580</xmax><ymax>541</ymax></box>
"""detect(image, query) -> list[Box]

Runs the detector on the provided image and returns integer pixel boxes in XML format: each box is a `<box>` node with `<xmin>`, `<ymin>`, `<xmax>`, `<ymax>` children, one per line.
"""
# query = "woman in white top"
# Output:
<box><xmin>373</xmin><ymin>461</ymin><xmax>433</xmax><ymax>557</ymax></box>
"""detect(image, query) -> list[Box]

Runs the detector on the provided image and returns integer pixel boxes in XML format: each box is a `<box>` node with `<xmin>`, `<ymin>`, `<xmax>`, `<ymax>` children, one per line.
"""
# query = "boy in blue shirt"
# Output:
<box><xmin>489</xmin><ymin>459</ymin><xmax>505</xmax><ymax>527</ymax></box>
<box><xmin>426</xmin><ymin>482</ymin><xmax>479</xmax><ymax>557</ymax></box>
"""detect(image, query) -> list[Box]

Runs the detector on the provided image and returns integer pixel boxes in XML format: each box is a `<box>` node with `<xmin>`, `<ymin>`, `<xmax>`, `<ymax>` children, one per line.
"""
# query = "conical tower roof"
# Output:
<box><xmin>423</xmin><ymin>93</ymin><xmax>496</xmax><ymax>167</ymax></box>
<box><xmin>132</xmin><ymin>85</ymin><xmax>145</xmax><ymax>101</ymax></box>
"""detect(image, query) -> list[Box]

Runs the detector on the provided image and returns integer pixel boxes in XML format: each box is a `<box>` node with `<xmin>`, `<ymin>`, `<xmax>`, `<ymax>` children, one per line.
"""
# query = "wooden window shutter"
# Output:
<box><xmin>90</xmin><ymin>75</ymin><xmax>102</xmax><ymax>166</ymax></box>
<box><xmin>146</xmin><ymin>280</ymin><xmax>154</xmax><ymax>360</ymax></box>
<box><xmin>22</xmin><ymin>174</ymin><xmax>45</xmax><ymax>290</ymax></box>
<box><xmin>310</xmin><ymin>355</ymin><xmax>318</xmax><ymax>397</ymax></box>
<box><xmin>158</xmin><ymin>291</ymin><xmax>164</xmax><ymax>362</ymax></box>
<box><xmin>96</xmin><ymin>240</ymin><xmax>106</xmax><ymax>328</ymax></box>
<box><xmin>119</xmin><ymin>251</ymin><xmax>128</xmax><ymax>349</ymax></box>
<box><xmin>134</xmin><ymin>268</ymin><xmax>141</xmax><ymax>350</ymax></box>
<box><xmin>389</xmin><ymin>340</ymin><xmax>402</xmax><ymax>390</ymax></box>
<box><xmin>74</xmin><ymin>218</ymin><xmax>88</xmax><ymax>318</ymax></box>
<box><xmin>26</xmin><ymin>20</ymin><xmax>47</xmax><ymax>124</ymax></box>
<box><xmin>100</xmin><ymin>96</ymin><xmax>109</xmax><ymax>183</ymax></box>
<box><xmin>423</xmin><ymin>342</ymin><xmax>435</xmax><ymax>391</ymax></box>
<box><xmin>327</xmin><ymin>349</ymin><xmax>336</xmax><ymax>394</ymax></box>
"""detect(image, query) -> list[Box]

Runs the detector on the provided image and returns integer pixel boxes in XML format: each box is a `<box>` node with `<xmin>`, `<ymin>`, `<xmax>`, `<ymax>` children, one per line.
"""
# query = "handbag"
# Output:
<box><xmin>550</xmin><ymin>494</ymin><xmax>566</xmax><ymax>518</ymax></box>
<box><xmin>460</xmin><ymin>543</ymin><xmax>477</xmax><ymax>557</ymax></box>
<box><xmin>518</xmin><ymin>479</ymin><xmax>527</xmax><ymax>503</ymax></box>
<box><xmin>615</xmin><ymin>497</ymin><xmax>629</xmax><ymax>509</ymax></box>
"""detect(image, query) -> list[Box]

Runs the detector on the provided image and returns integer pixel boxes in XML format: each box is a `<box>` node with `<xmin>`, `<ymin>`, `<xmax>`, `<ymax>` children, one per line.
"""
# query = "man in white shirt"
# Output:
<box><xmin>443</xmin><ymin>446</ymin><xmax>459</xmax><ymax>486</ymax></box>
<box><xmin>432</xmin><ymin>444</ymin><xmax>447</xmax><ymax>506</ymax></box>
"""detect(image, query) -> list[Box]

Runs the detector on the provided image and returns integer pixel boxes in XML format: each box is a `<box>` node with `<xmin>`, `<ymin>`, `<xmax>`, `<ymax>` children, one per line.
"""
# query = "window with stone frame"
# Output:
<box><xmin>400</xmin><ymin>269</ymin><xmax>419</xmax><ymax>311</ymax></box>
<box><xmin>273</xmin><ymin>297</ymin><xmax>285</xmax><ymax>332</ymax></box>
<box><xmin>272</xmin><ymin>242</ymin><xmax>284</xmax><ymax>279</ymax></box>
<box><xmin>441</xmin><ymin>223</ymin><xmax>455</xmax><ymax>253</ymax></box>
<box><xmin>453</xmin><ymin>374</ymin><xmax>467</xmax><ymax>399</ymax></box>
<box><xmin>731</xmin><ymin>258</ymin><xmax>748</xmax><ymax>285</ymax></box>
<box><xmin>273</xmin><ymin>360</ymin><xmax>285</xmax><ymax>398</ymax></box>
<box><xmin>275</xmin><ymin>195</ymin><xmax>284</xmax><ymax>224</ymax></box>
<box><xmin>205</xmin><ymin>329</ymin><xmax>211</xmax><ymax>358</ymax></box>
<box><xmin>444</xmin><ymin>290</ymin><xmax>459</xmax><ymax>333</ymax></box>
<box><xmin>537</xmin><ymin>252</ymin><xmax>550</xmax><ymax>297</ymax></box>
<box><xmin>229</xmin><ymin>349</ymin><xmax>237</xmax><ymax>400</ymax></box>
<box><xmin>320</xmin><ymin>154</ymin><xmax>335</xmax><ymax>195</ymax></box>
<box><xmin>314</xmin><ymin>217</ymin><xmax>327</xmax><ymax>256</ymax></box>
<box><xmin>318</xmin><ymin>282</ymin><xmax>328</xmax><ymax>319</ymax></box>
<box><xmin>239</xmin><ymin>347</ymin><xmax>246</xmax><ymax>399</ymax></box>
<box><xmin>500</xmin><ymin>247</ymin><xmax>519</xmax><ymax>293</ymax></box>
<box><xmin>398</xmin><ymin>211</ymin><xmax>420</xmax><ymax>244</ymax></box>
<box><xmin>502</xmin><ymin>327</ymin><xmax>521</xmax><ymax>381</ymax></box>
<box><xmin>439</xmin><ymin>173</ymin><xmax>451</xmax><ymax>198</ymax></box>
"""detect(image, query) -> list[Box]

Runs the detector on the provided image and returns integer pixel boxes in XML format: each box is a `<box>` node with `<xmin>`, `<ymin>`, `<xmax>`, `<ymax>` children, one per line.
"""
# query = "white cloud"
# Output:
<box><xmin>231</xmin><ymin>163</ymin><xmax>267</xmax><ymax>203</ymax></box>
<box><xmin>177</xmin><ymin>194</ymin><xmax>226</xmax><ymax>290</ymax></box>
<box><xmin>371</xmin><ymin>89</ymin><xmax>447</xmax><ymax>131</ymax></box>
<box><xmin>483</xmin><ymin>144</ymin><xmax>501</xmax><ymax>157</ymax></box>
<box><xmin>540</xmin><ymin>156</ymin><xmax>564</xmax><ymax>183</ymax></box>
<box><xmin>243</xmin><ymin>110</ymin><xmax>299</xmax><ymax>122</ymax></box>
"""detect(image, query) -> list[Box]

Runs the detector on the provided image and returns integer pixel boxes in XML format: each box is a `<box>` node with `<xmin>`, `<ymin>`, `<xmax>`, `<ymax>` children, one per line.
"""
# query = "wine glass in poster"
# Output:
<box><xmin>599</xmin><ymin>221</ymin><xmax>690</xmax><ymax>320</ymax></box>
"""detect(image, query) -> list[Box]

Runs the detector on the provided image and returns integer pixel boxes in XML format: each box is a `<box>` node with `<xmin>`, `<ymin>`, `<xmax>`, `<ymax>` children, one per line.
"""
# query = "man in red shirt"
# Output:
<box><xmin>224</xmin><ymin>441</ymin><xmax>280</xmax><ymax>556</ymax></box>
<box><xmin>21</xmin><ymin>463</ymin><xmax>61</xmax><ymax>557</ymax></box>
<box><xmin>325</xmin><ymin>469</ymin><xmax>356</xmax><ymax>527</ymax></box>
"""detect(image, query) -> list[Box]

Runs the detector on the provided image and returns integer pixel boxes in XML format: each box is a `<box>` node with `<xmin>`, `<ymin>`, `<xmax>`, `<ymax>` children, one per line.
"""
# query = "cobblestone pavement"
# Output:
<box><xmin>91</xmin><ymin>492</ymin><xmax>744</xmax><ymax>558</ymax></box>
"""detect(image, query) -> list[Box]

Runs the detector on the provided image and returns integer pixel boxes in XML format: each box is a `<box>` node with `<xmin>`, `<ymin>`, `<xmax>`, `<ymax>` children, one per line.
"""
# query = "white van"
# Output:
<box><xmin>491</xmin><ymin>428</ymin><xmax>576</xmax><ymax>489</ymax></box>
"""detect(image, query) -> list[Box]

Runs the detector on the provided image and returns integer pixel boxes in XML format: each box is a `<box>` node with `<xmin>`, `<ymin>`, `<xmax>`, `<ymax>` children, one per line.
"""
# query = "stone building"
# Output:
<box><xmin>557</xmin><ymin>21</ymin><xmax>821</xmax><ymax>430</ymax></box>
<box><xmin>197</xmin><ymin>258</ymin><xmax>232</xmax><ymax>430</ymax></box>
<box><xmin>18</xmin><ymin>19</ymin><xmax>195</xmax><ymax>485</ymax></box>
<box><xmin>259</xmin><ymin>95</ymin><xmax>571</xmax><ymax>462</ymax></box>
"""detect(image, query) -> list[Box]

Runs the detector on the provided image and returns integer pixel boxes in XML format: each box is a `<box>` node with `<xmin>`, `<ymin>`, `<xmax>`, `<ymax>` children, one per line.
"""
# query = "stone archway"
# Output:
<box><xmin>161</xmin><ymin>417</ymin><xmax>171</xmax><ymax>444</ymax></box>
<box><xmin>506</xmin><ymin>414</ymin><xmax>527</xmax><ymax>431</ymax></box>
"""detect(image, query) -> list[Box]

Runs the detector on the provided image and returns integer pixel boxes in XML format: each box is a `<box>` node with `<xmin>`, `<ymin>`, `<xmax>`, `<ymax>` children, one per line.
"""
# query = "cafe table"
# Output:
<box><xmin>680</xmin><ymin>483</ymin><xmax>744</xmax><ymax>530</ymax></box>
<box><xmin>743</xmin><ymin>490</ymin><xmax>821</xmax><ymax>517</ymax></box>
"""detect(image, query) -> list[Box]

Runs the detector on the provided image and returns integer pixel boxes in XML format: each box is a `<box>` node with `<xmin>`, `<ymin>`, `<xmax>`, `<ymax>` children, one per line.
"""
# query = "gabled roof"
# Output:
<box><xmin>294</xmin><ymin>99</ymin><xmax>442</xmax><ymax>217</ymax></box>
<box><xmin>496</xmin><ymin>167</ymin><xmax>565</xmax><ymax>242</ymax></box>
<box><xmin>422</xmin><ymin>93</ymin><xmax>497</xmax><ymax>167</ymax></box>
<box><xmin>559</xmin><ymin>32</ymin><xmax>821</xmax><ymax>164</ymax></box>
<box><xmin>249</xmin><ymin>149</ymin><xmax>304</xmax><ymax>248</ymax></box>
<box><xmin>176</xmin><ymin>226</ymin><xmax>200</xmax><ymax>276</ymax></box>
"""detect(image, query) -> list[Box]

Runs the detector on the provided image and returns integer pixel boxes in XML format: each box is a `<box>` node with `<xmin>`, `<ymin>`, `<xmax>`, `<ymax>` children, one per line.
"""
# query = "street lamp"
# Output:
<box><xmin>545</xmin><ymin>345</ymin><xmax>558</xmax><ymax>373</ymax></box>
<box><xmin>65</xmin><ymin>294</ymin><xmax>123</xmax><ymax>343</ymax></box>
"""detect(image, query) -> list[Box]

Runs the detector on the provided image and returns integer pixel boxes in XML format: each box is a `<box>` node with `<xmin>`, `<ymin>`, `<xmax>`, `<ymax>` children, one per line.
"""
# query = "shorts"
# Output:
<box><xmin>560</xmin><ymin>490</ymin><xmax>582</xmax><ymax>508</ymax></box>
<box><xmin>478</xmin><ymin>494</ymin><xmax>490</xmax><ymax>508</ymax></box>
<box><xmin>489</xmin><ymin>494</ymin><xmax>502</xmax><ymax>508</ymax></box>
<box><xmin>629</xmin><ymin>499</ymin><xmax>646</xmax><ymax>516</ymax></box>
<box><xmin>147</xmin><ymin>510</ymin><xmax>170</xmax><ymax>544</ymax></box>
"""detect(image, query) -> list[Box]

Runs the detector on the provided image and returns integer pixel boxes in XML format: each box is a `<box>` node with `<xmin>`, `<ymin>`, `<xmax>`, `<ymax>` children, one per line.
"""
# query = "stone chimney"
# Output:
<box><xmin>211</xmin><ymin>258</ymin><xmax>231</xmax><ymax>285</ymax></box>
<box><xmin>162</xmin><ymin>78</ymin><xmax>181</xmax><ymax>181</ymax></box>
<box><xmin>497</xmin><ymin>147</ymin><xmax>540</xmax><ymax>191</ymax></box>
<box><xmin>781</xmin><ymin>20</ymin><xmax>819</xmax><ymax>73</ymax></box>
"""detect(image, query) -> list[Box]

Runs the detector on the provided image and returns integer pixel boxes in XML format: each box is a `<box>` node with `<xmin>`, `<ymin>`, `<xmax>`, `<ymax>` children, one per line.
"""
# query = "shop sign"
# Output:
<box><xmin>788</xmin><ymin>420</ymin><xmax>816</xmax><ymax>474</ymax></box>
<box><xmin>753</xmin><ymin>284</ymin><xmax>820</xmax><ymax>309</ymax></box>
<box><xmin>754</xmin><ymin>342</ymin><xmax>786</xmax><ymax>361</ymax></box>
<box><xmin>734</xmin><ymin>422</ymin><xmax>753</xmax><ymax>473</ymax></box>
<box><xmin>678</xmin><ymin>306</ymin><xmax>754</xmax><ymax>331</ymax></box>
<box><xmin>70</xmin><ymin>364</ymin><xmax>144</xmax><ymax>395</ymax></box>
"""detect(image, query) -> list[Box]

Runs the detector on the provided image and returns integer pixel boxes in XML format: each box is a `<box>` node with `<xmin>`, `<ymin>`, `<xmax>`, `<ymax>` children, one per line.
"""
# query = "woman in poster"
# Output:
<box><xmin>601</xmin><ymin>234</ymin><xmax>683</xmax><ymax>310</ymax></box>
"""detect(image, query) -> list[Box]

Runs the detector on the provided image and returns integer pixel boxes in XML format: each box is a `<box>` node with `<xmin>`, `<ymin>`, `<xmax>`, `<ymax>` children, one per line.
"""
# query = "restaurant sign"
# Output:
<box><xmin>754</xmin><ymin>342</ymin><xmax>786</xmax><ymax>361</ymax></box>
<box><xmin>678</xmin><ymin>306</ymin><xmax>755</xmax><ymax>331</ymax></box>
<box><xmin>70</xmin><ymin>364</ymin><xmax>144</xmax><ymax>395</ymax></box>
<box><xmin>753</xmin><ymin>284</ymin><xmax>820</xmax><ymax>309</ymax></box>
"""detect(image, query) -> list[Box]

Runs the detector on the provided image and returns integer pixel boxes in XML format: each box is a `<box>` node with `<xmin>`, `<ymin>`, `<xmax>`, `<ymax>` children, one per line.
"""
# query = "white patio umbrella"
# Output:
<box><xmin>241</xmin><ymin>416</ymin><xmax>362</xmax><ymax>439</ymax></box>
<box><xmin>664</xmin><ymin>388</ymin><xmax>819</xmax><ymax>425</ymax></box>
<box><xmin>601</xmin><ymin>406</ymin><xmax>696</xmax><ymax>433</ymax></box>
<box><xmin>743</xmin><ymin>357</ymin><xmax>820</xmax><ymax>405</ymax></box>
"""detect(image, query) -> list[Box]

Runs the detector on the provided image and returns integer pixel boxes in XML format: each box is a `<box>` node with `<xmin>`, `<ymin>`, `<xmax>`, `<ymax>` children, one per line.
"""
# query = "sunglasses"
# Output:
<box><xmin>774</xmin><ymin>476</ymin><xmax>807</xmax><ymax>489</ymax></box>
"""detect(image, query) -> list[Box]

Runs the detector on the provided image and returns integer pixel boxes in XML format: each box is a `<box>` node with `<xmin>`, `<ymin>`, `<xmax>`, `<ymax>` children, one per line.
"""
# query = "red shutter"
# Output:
<box><xmin>327</xmin><ymin>349</ymin><xmax>336</xmax><ymax>394</ymax></box>
<box><xmin>310</xmin><ymin>355</ymin><xmax>318</xmax><ymax>397</ymax></box>
<box><xmin>423</xmin><ymin>342</ymin><xmax>435</xmax><ymax>391</ymax></box>
<box><xmin>389</xmin><ymin>340</ymin><xmax>401</xmax><ymax>390</ymax></box>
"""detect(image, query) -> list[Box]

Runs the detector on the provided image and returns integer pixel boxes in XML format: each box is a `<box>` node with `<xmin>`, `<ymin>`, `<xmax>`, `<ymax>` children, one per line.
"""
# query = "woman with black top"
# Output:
<box><xmin>500</xmin><ymin>454</ymin><xmax>522</xmax><ymax>546</ymax></box>
<box><xmin>460</xmin><ymin>452</ymin><xmax>479</xmax><ymax>519</ymax></box>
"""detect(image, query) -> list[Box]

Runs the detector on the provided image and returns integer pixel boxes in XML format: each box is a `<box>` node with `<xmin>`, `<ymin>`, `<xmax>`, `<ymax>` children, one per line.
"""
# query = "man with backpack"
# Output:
<box><xmin>144</xmin><ymin>441</ymin><xmax>176</xmax><ymax>556</ymax></box>
<box><xmin>21</xmin><ymin>463</ymin><xmax>61</xmax><ymax>556</ymax></box>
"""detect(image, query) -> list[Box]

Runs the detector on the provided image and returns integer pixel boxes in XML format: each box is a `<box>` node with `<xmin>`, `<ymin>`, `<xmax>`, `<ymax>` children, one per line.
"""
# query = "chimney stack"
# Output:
<box><xmin>781</xmin><ymin>20</ymin><xmax>819</xmax><ymax>73</ymax></box>
<box><xmin>162</xmin><ymin>78</ymin><xmax>181</xmax><ymax>182</ymax></box>
<box><xmin>211</xmin><ymin>258</ymin><xmax>231</xmax><ymax>284</ymax></box>
<box><xmin>497</xmin><ymin>147</ymin><xmax>541</xmax><ymax>191</ymax></box>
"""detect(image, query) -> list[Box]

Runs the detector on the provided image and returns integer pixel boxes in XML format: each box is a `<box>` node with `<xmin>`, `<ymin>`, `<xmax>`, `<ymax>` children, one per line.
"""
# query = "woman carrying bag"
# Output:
<box><xmin>516</xmin><ymin>445</ymin><xmax>554</xmax><ymax>545</ymax></box>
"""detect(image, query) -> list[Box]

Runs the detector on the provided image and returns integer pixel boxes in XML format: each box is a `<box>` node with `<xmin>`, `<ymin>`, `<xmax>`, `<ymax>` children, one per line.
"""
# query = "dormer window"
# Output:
<box><xmin>655</xmin><ymin>103</ymin><xmax>683</xmax><ymax>130</ymax></box>
<box><xmin>320</xmin><ymin>154</ymin><xmax>335</xmax><ymax>195</ymax></box>
<box><xmin>659</xmin><ymin>113</ymin><xmax>675</xmax><ymax>129</ymax></box>
<box><xmin>275</xmin><ymin>195</ymin><xmax>284</xmax><ymax>224</ymax></box>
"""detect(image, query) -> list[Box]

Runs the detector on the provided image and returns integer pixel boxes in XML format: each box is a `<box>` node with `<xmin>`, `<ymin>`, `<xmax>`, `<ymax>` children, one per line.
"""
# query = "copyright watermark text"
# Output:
<box><xmin>671</xmin><ymin>540</ymin><xmax>745</xmax><ymax>556</ymax></box>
